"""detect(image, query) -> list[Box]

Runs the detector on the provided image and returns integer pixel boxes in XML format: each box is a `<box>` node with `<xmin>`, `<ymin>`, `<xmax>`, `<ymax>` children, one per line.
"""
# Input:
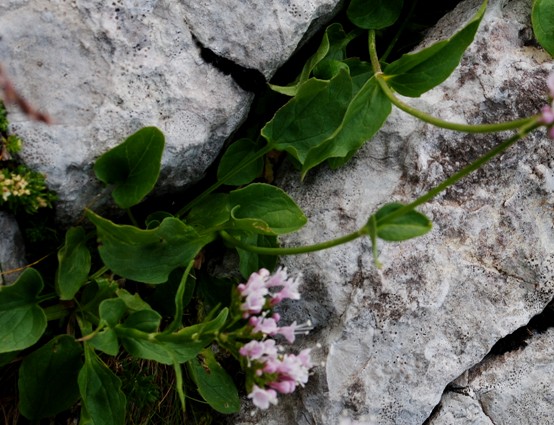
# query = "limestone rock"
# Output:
<box><xmin>0</xmin><ymin>0</ymin><xmax>342</xmax><ymax>221</ymax></box>
<box><xmin>231</xmin><ymin>0</ymin><xmax>554</xmax><ymax>423</ymax></box>
<box><xmin>0</xmin><ymin>212</ymin><xmax>26</xmax><ymax>285</ymax></box>
<box><xmin>429</xmin><ymin>325</ymin><xmax>554</xmax><ymax>425</ymax></box>
<box><xmin>181</xmin><ymin>0</ymin><xmax>343</xmax><ymax>78</ymax></box>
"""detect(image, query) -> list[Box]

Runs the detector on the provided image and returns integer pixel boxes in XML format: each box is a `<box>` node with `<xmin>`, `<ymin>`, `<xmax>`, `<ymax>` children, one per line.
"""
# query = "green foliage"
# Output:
<box><xmin>18</xmin><ymin>335</ymin><xmax>83</xmax><ymax>420</ymax></box>
<box><xmin>188</xmin><ymin>349</ymin><xmax>240</xmax><ymax>413</ymax></box>
<box><xmin>56</xmin><ymin>226</ymin><xmax>91</xmax><ymax>300</ymax></box>
<box><xmin>348</xmin><ymin>0</ymin><xmax>404</xmax><ymax>30</ymax></box>
<box><xmin>79</xmin><ymin>345</ymin><xmax>126</xmax><ymax>425</ymax></box>
<box><xmin>2</xmin><ymin>0</ymin><xmax>551</xmax><ymax>422</ymax></box>
<box><xmin>383</xmin><ymin>0</ymin><xmax>487</xmax><ymax>97</ymax></box>
<box><xmin>532</xmin><ymin>0</ymin><xmax>554</xmax><ymax>57</ymax></box>
<box><xmin>0</xmin><ymin>268</ymin><xmax>47</xmax><ymax>353</ymax></box>
<box><xmin>94</xmin><ymin>127</ymin><xmax>164</xmax><ymax>209</ymax></box>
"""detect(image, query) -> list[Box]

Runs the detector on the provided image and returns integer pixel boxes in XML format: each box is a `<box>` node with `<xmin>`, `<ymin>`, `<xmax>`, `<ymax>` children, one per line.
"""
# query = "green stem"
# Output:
<box><xmin>369</xmin><ymin>31</ymin><xmax>537</xmax><ymax>133</ymax></box>
<box><xmin>165</xmin><ymin>260</ymin><xmax>195</xmax><ymax>333</ymax></box>
<box><xmin>378</xmin><ymin>120</ymin><xmax>542</xmax><ymax>224</ymax></box>
<box><xmin>176</xmin><ymin>144</ymin><xmax>274</xmax><ymax>217</ymax></box>
<box><xmin>89</xmin><ymin>265</ymin><xmax>109</xmax><ymax>281</ymax></box>
<box><xmin>219</xmin><ymin>228</ymin><xmax>367</xmax><ymax>256</ymax></box>
<box><xmin>380</xmin><ymin>0</ymin><xmax>419</xmax><ymax>63</ymax></box>
<box><xmin>126</xmin><ymin>208</ymin><xmax>138</xmax><ymax>227</ymax></box>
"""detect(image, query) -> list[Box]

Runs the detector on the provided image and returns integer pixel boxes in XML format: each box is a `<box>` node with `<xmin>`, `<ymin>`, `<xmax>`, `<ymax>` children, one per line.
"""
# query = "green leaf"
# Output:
<box><xmin>90</xmin><ymin>328</ymin><xmax>119</xmax><ymax>356</ymax></box>
<box><xmin>228</xmin><ymin>183</ymin><xmax>307</xmax><ymax>235</ymax></box>
<box><xmin>56</xmin><ymin>226</ymin><xmax>91</xmax><ymax>300</ymax></box>
<box><xmin>99</xmin><ymin>298</ymin><xmax>127</xmax><ymax>328</ymax></box>
<box><xmin>87</xmin><ymin>211</ymin><xmax>214</xmax><ymax>284</ymax></box>
<box><xmin>303</xmin><ymin>76</ymin><xmax>391</xmax><ymax>175</ymax></box>
<box><xmin>117</xmin><ymin>308</ymin><xmax>228</xmax><ymax>365</ymax></box>
<box><xmin>79</xmin><ymin>345</ymin><xmax>126</xmax><ymax>425</ymax></box>
<box><xmin>187</xmin><ymin>349</ymin><xmax>240</xmax><ymax>413</ymax></box>
<box><xmin>94</xmin><ymin>127</ymin><xmax>165</xmax><ymax>209</ymax></box>
<box><xmin>263</xmin><ymin>69</ymin><xmax>352</xmax><ymax>165</ymax></box>
<box><xmin>384</xmin><ymin>0</ymin><xmax>487</xmax><ymax>97</ymax></box>
<box><xmin>347</xmin><ymin>0</ymin><xmax>403</xmax><ymax>30</ymax></box>
<box><xmin>374</xmin><ymin>203</ymin><xmax>432</xmax><ymax>241</ymax></box>
<box><xmin>18</xmin><ymin>335</ymin><xmax>83</xmax><ymax>421</ymax></box>
<box><xmin>186</xmin><ymin>193</ymin><xmax>231</xmax><ymax>230</ymax></box>
<box><xmin>0</xmin><ymin>268</ymin><xmax>47</xmax><ymax>353</ymax></box>
<box><xmin>116</xmin><ymin>288</ymin><xmax>153</xmax><ymax>312</ymax></box>
<box><xmin>123</xmin><ymin>309</ymin><xmax>162</xmax><ymax>333</ymax></box>
<box><xmin>217</xmin><ymin>138</ymin><xmax>264</xmax><ymax>186</ymax></box>
<box><xmin>532</xmin><ymin>0</ymin><xmax>554</xmax><ymax>56</ymax></box>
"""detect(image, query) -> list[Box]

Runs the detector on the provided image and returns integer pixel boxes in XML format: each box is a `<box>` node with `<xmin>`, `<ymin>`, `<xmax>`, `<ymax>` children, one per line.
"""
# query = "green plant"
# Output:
<box><xmin>0</xmin><ymin>0</ymin><xmax>553</xmax><ymax>423</ymax></box>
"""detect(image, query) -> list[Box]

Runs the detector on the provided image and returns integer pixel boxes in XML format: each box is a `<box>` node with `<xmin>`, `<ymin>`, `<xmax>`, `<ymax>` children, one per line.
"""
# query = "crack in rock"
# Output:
<box><xmin>190</xmin><ymin>32</ymin><xmax>267</xmax><ymax>93</ymax></box>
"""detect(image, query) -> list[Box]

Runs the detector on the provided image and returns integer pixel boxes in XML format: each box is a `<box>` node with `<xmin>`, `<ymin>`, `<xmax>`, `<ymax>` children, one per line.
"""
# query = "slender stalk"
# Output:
<box><xmin>380</xmin><ymin>0</ymin><xmax>419</xmax><ymax>63</ymax></box>
<box><xmin>89</xmin><ymin>265</ymin><xmax>109</xmax><ymax>281</ymax></box>
<box><xmin>219</xmin><ymin>228</ymin><xmax>367</xmax><ymax>256</ymax></box>
<box><xmin>176</xmin><ymin>144</ymin><xmax>274</xmax><ymax>217</ymax></box>
<box><xmin>165</xmin><ymin>260</ymin><xmax>195</xmax><ymax>333</ymax></box>
<box><xmin>126</xmin><ymin>208</ymin><xmax>138</xmax><ymax>227</ymax></box>
<box><xmin>377</xmin><ymin>120</ymin><xmax>542</xmax><ymax>224</ymax></box>
<box><xmin>368</xmin><ymin>31</ymin><xmax>537</xmax><ymax>133</ymax></box>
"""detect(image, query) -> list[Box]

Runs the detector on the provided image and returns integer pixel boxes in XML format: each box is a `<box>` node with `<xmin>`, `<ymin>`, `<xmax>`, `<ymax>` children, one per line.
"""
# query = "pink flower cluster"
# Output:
<box><xmin>540</xmin><ymin>73</ymin><xmax>554</xmax><ymax>139</ymax></box>
<box><xmin>236</xmin><ymin>268</ymin><xmax>314</xmax><ymax>410</ymax></box>
<box><xmin>239</xmin><ymin>339</ymin><xmax>313</xmax><ymax>409</ymax></box>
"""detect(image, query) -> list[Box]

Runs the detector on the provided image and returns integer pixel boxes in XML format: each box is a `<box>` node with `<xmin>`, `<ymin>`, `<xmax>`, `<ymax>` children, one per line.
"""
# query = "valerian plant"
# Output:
<box><xmin>1</xmin><ymin>0</ymin><xmax>553</xmax><ymax>423</ymax></box>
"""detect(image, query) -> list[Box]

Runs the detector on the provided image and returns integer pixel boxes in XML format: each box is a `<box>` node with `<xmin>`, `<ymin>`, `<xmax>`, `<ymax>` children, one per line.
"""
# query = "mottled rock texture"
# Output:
<box><xmin>231</xmin><ymin>0</ymin><xmax>554</xmax><ymax>423</ymax></box>
<box><xmin>0</xmin><ymin>212</ymin><xmax>25</xmax><ymax>285</ymax></box>
<box><xmin>0</xmin><ymin>0</ymin><xmax>340</xmax><ymax>220</ymax></box>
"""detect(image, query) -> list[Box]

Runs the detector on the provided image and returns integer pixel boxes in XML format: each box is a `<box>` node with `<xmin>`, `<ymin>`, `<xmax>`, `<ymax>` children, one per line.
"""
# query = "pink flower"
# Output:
<box><xmin>250</xmin><ymin>316</ymin><xmax>280</xmax><ymax>335</ymax></box>
<box><xmin>276</xmin><ymin>320</ymin><xmax>313</xmax><ymax>343</ymax></box>
<box><xmin>269</xmin><ymin>379</ymin><xmax>297</xmax><ymax>394</ymax></box>
<box><xmin>247</xmin><ymin>385</ymin><xmax>278</xmax><ymax>410</ymax></box>
<box><xmin>540</xmin><ymin>105</ymin><xmax>554</xmax><ymax>125</ymax></box>
<box><xmin>239</xmin><ymin>339</ymin><xmax>278</xmax><ymax>361</ymax></box>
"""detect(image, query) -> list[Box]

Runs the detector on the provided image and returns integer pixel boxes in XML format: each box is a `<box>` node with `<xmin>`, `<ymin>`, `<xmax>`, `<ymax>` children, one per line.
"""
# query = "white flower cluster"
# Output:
<box><xmin>0</xmin><ymin>170</ymin><xmax>31</xmax><ymax>201</ymax></box>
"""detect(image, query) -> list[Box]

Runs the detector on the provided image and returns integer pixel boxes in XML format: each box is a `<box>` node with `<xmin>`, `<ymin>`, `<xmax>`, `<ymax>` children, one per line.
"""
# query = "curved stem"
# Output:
<box><xmin>378</xmin><ymin>120</ymin><xmax>542</xmax><ymax>224</ymax></box>
<box><xmin>219</xmin><ymin>228</ymin><xmax>368</xmax><ymax>256</ymax></box>
<box><xmin>165</xmin><ymin>260</ymin><xmax>195</xmax><ymax>333</ymax></box>
<box><xmin>177</xmin><ymin>144</ymin><xmax>273</xmax><ymax>217</ymax></box>
<box><xmin>368</xmin><ymin>31</ymin><xmax>537</xmax><ymax>133</ymax></box>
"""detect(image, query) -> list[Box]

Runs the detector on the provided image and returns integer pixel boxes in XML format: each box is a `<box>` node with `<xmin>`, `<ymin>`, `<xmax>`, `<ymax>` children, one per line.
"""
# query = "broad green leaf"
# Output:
<box><xmin>117</xmin><ymin>308</ymin><xmax>228</xmax><ymax>364</ymax></box>
<box><xmin>123</xmin><ymin>309</ymin><xmax>161</xmax><ymax>333</ymax></box>
<box><xmin>0</xmin><ymin>268</ymin><xmax>47</xmax><ymax>353</ymax></box>
<box><xmin>94</xmin><ymin>127</ymin><xmax>164</xmax><ymax>209</ymax></box>
<box><xmin>90</xmin><ymin>328</ymin><xmax>119</xmax><ymax>356</ymax></box>
<box><xmin>302</xmin><ymin>76</ymin><xmax>391</xmax><ymax>175</ymax></box>
<box><xmin>79</xmin><ymin>278</ymin><xmax>119</xmax><ymax>317</ymax></box>
<box><xmin>79</xmin><ymin>345</ymin><xmax>126</xmax><ymax>425</ymax></box>
<box><xmin>532</xmin><ymin>0</ymin><xmax>554</xmax><ymax>56</ymax></box>
<box><xmin>217</xmin><ymin>138</ymin><xmax>264</xmax><ymax>186</ymax></box>
<box><xmin>186</xmin><ymin>193</ymin><xmax>230</xmax><ymax>230</ymax></box>
<box><xmin>348</xmin><ymin>0</ymin><xmax>403</xmax><ymax>30</ymax></box>
<box><xmin>116</xmin><ymin>288</ymin><xmax>153</xmax><ymax>311</ymax></box>
<box><xmin>263</xmin><ymin>69</ymin><xmax>353</xmax><ymax>164</ymax></box>
<box><xmin>56</xmin><ymin>226</ymin><xmax>91</xmax><ymax>300</ymax></box>
<box><xmin>384</xmin><ymin>0</ymin><xmax>487</xmax><ymax>97</ymax></box>
<box><xmin>228</xmin><ymin>183</ymin><xmax>307</xmax><ymax>235</ymax></box>
<box><xmin>99</xmin><ymin>298</ymin><xmax>127</xmax><ymax>327</ymax></box>
<box><xmin>18</xmin><ymin>335</ymin><xmax>83</xmax><ymax>420</ymax></box>
<box><xmin>374</xmin><ymin>203</ymin><xmax>432</xmax><ymax>241</ymax></box>
<box><xmin>187</xmin><ymin>349</ymin><xmax>240</xmax><ymax>413</ymax></box>
<box><xmin>145</xmin><ymin>211</ymin><xmax>174</xmax><ymax>229</ymax></box>
<box><xmin>87</xmin><ymin>211</ymin><xmax>214</xmax><ymax>284</ymax></box>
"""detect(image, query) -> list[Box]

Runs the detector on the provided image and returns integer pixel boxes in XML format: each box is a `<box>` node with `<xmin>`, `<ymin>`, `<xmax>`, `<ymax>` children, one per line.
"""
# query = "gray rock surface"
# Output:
<box><xmin>429</xmin><ymin>325</ymin><xmax>554</xmax><ymax>425</ymax></box>
<box><xmin>181</xmin><ymin>0</ymin><xmax>343</xmax><ymax>78</ymax></box>
<box><xmin>0</xmin><ymin>0</ymin><xmax>340</xmax><ymax>220</ymax></box>
<box><xmin>0</xmin><ymin>212</ymin><xmax>26</xmax><ymax>285</ymax></box>
<box><xmin>232</xmin><ymin>0</ymin><xmax>554</xmax><ymax>423</ymax></box>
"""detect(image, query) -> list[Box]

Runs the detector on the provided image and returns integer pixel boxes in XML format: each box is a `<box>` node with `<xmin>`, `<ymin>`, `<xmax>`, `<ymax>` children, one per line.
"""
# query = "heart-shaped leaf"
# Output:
<box><xmin>94</xmin><ymin>127</ymin><xmax>164</xmax><ymax>209</ymax></box>
<box><xmin>0</xmin><ymin>268</ymin><xmax>47</xmax><ymax>353</ymax></box>
<box><xmin>347</xmin><ymin>0</ymin><xmax>404</xmax><ymax>30</ymax></box>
